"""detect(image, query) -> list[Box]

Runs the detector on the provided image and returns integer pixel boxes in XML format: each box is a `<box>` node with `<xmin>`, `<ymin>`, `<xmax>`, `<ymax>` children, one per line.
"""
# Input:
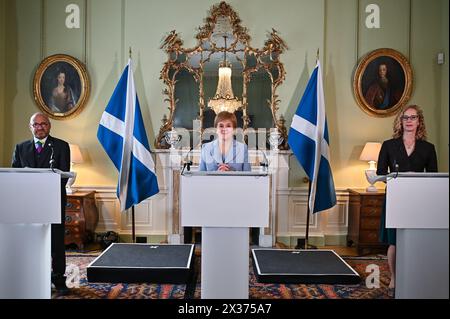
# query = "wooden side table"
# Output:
<box><xmin>65</xmin><ymin>191</ymin><xmax>99</xmax><ymax>250</ymax></box>
<box><xmin>347</xmin><ymin>189</ymin><xmax>388</xmax><ymax>255</ymax></box>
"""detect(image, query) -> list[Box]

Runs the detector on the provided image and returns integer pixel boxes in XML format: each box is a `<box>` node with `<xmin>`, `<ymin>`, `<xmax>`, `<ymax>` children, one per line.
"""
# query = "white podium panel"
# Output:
<box><xmin>0</xmin><ymin>169</ymin><xmax>64</xmax><ymax>299</ymax></box>
<box><xmin>180</xmin><ymin>171</ymin><xmax>269</xmax><ymax>299</ymax></box>
<box><xmin>0</xmin><ymin>170</ymin><xmax>60</xmax><ymax>224</ymax></box>
<box><xmin>386</xmin><ymin>173</ymin><xmax>449</xmax><ymax>229</ymax></box>
<box><xmin>396</xmin><ymin>229</ymin><xmax>448</xmax><ymax>299</ymax></box>
<box><xmin>0</xmin><ymin>224</ymin><xmax>52</xmax><ymax>299</ymax></box>
<box><xmin>181</xmin><ymin>172</ymin><xmax>269</xmax><ymax>227</ymax></box>
<box><xmin>202</xmin><ymin>228</ymin><xmax>249</xmax><ymax>299</ymax></box>
<box><xmin>386</xmin><ymin>173</ymin><xmax>449</xmax><ymax>299</ymax></box>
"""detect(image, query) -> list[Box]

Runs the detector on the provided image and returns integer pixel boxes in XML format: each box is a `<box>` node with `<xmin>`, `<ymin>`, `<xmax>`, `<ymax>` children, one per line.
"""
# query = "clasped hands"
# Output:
<box><xmin>218</xmin><ymin>163</ymin><xmax>232</xmax><ymax>171</ymax></box>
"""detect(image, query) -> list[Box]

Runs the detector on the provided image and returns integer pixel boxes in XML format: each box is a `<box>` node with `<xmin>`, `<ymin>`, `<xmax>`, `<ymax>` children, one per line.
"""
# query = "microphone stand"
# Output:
<box><xmin>181</xmin><ymin>147</ymin><xmax>193</xmax><ymax>175</ymax></box>
<box><xmin>393</xmin><ymin>161</ymin><xmax>400</xmax><ymax>178</ymax></box>
<box><xmin>48</xmin><ymin>142</ymin><xmax>56</xmax><ymax>172</ymax></box>
<box><xmin>259</xmin><ymin>150</ymin><xmax>269</xmax><ymax>173</ymax></box>
<box><xmin>180</xmin><ymin>147</ymin><xmax>193</xmax><ymax>244</ymax></box>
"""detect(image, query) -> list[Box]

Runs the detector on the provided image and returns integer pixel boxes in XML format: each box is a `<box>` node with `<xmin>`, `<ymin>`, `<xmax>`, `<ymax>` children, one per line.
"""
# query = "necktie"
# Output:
<box><xmin>36</xmin><ymin>141</ymin><xmax>43</xmax><ymax>153</ymax></box>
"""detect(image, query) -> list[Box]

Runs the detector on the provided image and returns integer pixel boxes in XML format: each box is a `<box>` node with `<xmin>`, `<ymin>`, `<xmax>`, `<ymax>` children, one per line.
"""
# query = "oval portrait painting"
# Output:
<box><xmin>33</xmin><ymin>54</ymin><xmax>90</xmax><ymax>120</ymax></box>
<box><xmin>354</xmin><ymin>48</ymin><xmax>413</xmax><ymax>117</ymax></box>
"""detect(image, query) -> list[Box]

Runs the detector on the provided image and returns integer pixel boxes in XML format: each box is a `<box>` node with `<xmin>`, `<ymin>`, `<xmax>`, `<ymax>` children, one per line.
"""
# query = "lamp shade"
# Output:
<box><xmin>69</xmin><ymin>144</ymin><xmax>84</xmax><ymax>164</ymax></box>
<box><xmin>359</xmin><ymin>142</ymin><xmax>382</xmax><ymax>162</ymax></box>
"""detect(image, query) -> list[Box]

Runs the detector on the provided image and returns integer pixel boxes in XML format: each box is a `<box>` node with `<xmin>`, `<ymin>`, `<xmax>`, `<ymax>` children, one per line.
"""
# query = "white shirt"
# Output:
<box><xmin>33</xmin><ymin>136</ymin><xmax>48</xmax><ymax>147</ymax></box>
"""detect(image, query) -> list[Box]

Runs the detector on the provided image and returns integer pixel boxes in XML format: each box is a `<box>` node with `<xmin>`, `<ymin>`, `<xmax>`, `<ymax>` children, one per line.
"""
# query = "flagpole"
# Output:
<box><xmin>98</xmin><ymin>45</ymin><xmax>160</xmax><ymax>247</ymax></box>
<box><xmin>305</xmin><ymin>180</ymin><xmax>316</xmax><ymax>250</ymax></box>
<box><xmin>305</xmin><ymin>48</ymin><xmax>318</xmax><ymax>251</ymax></box>
<box><xmin>305</xmin><ymin>181</ymin><xmax>310</xmax><ymax>249</ymax></box>
<box><xmin>132</xmin><ymin>206</ymin><xmax>136</xmax><ymax>243</ymax></box>
<box><xmin>289</xmin><ymin>48</ymin><xmax>337</xmax><ymax>251</ymax></box>
<box><xmin>129</xmin><ymin>45</ymin><xmax>136</xmax><ymax>244</ymax></box>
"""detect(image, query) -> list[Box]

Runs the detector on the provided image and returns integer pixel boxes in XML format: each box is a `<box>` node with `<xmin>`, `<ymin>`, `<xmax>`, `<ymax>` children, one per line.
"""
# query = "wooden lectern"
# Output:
<box><xmin>0</xmin><ymin>168</ymin><xmax>71</xmax><ymax>299</ymax></box>
<box><xmin>386</xmin><ymin>172</ymin><xmax>449</xmax><ymax>299</ymax></box>
<box><xmin>180</xmin><ymin>171</ymin><xmax>269</xmax><ymax>299</ymax></box>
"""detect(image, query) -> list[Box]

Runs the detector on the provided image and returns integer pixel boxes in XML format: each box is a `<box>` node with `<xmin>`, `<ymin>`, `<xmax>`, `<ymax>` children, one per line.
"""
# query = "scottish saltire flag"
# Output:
<box><xmin>97</xmin><ymin>59</ymin><xmax>159</xmax><ymax>212</ymax></box>
<box><xmin>288</xmin><ymin>61</ymin><xmax>336</xmax><ymax>213</ymax></box>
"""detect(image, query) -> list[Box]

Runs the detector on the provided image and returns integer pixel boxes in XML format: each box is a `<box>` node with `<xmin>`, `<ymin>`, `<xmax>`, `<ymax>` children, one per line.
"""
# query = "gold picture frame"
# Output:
<box><xmin>353</xmin><ymin>48</ymin><xmax>413</xmax><ymax>117</ymax></box>
<box><xmin>33</xmin><ymin>54</ymin><xmax>90</xmax><ymax>120</ymax></box>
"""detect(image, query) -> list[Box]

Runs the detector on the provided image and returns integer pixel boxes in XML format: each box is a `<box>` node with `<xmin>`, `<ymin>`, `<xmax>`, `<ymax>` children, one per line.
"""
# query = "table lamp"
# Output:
<box><xmin>359</xmin><ymin>142</ymin><xmax>382</xmax><ymax>192</ymax></box>
<box><xmin>67</xmin><ymin>144</ymin><xmax>84</xmax><ymax>194</ymax></box>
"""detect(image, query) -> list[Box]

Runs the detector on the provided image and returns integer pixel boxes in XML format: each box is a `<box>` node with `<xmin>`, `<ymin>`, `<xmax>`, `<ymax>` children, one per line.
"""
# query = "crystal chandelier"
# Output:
<box><xmin>208</xmin><ymin>36</ymin><xmax>242</xmax><ymax>114</ymax></box>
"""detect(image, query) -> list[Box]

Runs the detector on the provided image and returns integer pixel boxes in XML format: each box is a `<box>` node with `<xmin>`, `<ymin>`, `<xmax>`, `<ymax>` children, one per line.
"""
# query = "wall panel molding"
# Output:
<box><xmin>79</xmin><ymin>184</ymin><xmax>351</xmax><ymax>244</ymax></box>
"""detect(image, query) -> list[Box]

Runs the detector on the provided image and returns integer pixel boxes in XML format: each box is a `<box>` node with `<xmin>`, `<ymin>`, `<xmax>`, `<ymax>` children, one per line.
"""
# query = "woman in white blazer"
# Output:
<box><xmin>199</xmin><ymin>111</ymin><xmax>251</xmax><ymax>172</ymax></box>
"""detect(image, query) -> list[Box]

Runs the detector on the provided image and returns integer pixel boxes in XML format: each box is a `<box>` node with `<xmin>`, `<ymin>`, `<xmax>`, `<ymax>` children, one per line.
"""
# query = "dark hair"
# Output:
<box><xmin>56</xmin><ymin>66</ymin><xmax>67</xmax><ymax>76</ymax></box>
<box><xmin>214</xmin><ymin>111</ymin><xmax>237</xmax><ymax>128</ymax></box>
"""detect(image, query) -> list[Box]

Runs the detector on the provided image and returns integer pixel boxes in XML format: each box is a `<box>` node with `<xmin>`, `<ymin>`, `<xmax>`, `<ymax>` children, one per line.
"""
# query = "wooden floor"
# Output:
<box><xmin>320</xmin><ymin>245</ymin><xmax>358</xmax><ymax>257</ymax></box>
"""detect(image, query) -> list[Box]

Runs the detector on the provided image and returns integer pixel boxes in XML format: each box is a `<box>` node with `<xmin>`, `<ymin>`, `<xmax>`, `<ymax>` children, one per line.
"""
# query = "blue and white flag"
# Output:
<box><xmin>97</xmin><ymin>59</ymin><xmax>159</xmax><ymax>212</ymax></box>
<box><xmin>288</xmin><ymin>61</ymin><xmax>336</xmax><ymax>213</ymax></box>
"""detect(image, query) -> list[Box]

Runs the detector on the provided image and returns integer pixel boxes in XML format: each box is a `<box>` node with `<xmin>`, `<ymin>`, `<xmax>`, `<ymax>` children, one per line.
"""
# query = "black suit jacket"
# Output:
<box><xmin>12</xmin><ymin>135</ymin><xmax>71</xmax><ymax>189</ymax></box>
<box><xmin>376</xmin><ymin>138</ymin><xmax>438</xmax><ymax>175</ymax></box>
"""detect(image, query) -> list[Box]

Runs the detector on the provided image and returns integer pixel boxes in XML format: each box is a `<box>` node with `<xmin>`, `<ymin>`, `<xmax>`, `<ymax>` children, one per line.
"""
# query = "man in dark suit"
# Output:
<box><xmin>12</xmin><ymin>112</ymin><xmax>71</xmax><ymax>294</ymax></box>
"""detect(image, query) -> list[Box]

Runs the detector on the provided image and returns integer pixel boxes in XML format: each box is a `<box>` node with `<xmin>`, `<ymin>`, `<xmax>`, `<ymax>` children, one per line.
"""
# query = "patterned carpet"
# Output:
<box><xmin>53</xmin><ymin>251</ymin><xmax>393</xmax><ymax>299</ymax></box>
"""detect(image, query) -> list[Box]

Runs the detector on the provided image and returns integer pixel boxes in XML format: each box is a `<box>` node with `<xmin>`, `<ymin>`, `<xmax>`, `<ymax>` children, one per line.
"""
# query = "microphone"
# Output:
<box><xmin>48</xmin><ymin>142</ymin><xmax>55</xmax><ymax>169</ymax></box>
<box><xmin>181</xmin><ymin>147</ymin><xmax>194</xmax><ymax>175</ymax></box>
<box><xmin>391</xmin><ymin>141</ymin><xmax>402</xmax><ymax>178</ymax></box>
<box><xmin>259</xmin><ymin>150</ymin><xmax>269</xmax><ymax>172</ymax></box>
<box><xmin>393</xmin><ymin>159</ymin><xmax>399</xmax><ymax>178</ymax></box>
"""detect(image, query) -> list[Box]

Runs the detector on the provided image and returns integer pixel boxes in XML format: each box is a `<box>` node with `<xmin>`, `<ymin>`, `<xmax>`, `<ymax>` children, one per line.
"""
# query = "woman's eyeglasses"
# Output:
<box><xmin>401</xmin><ymin>115</ymin><xmax>418</xmax><ymax>121</ymax></box>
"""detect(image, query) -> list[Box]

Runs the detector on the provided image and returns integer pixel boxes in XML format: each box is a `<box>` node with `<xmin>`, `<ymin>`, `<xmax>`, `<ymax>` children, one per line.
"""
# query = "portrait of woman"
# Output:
<box><xmin>48</xmin><ymin>69</ymin><xmax>78</xmax><ymax>113</ymax></box>
<box><xmin>353</xmin><ymin>48</ymin><xmax>413</xmax><ymax>117</ymax></box>
<box><xmin>33</xmin><ymin>54</ymin><xmax>90</xmax><ymax>120</ymax></box>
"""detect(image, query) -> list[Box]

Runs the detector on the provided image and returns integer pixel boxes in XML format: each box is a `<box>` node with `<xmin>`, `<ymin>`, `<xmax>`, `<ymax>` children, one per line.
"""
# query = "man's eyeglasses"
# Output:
<box><xmin>30</xmin><ymin>122</ymin><xmax>49</xmax><ymax>128</ymax></box>
<box><xmin>400</xmin><ymin>115</ymin><xmax>418</xmax><ymax>121</ymax></box>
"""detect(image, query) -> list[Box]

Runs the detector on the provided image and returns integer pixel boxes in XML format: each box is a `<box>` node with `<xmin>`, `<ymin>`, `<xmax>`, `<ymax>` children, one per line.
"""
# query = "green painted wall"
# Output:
<box><xmin>440</xmin><ymin>0</ymin><xmax>449</xmax><ymax>172</ymax></box>
<box><xmin>321</xmin><ymin>0</ymin><xmax>449</xmax><ymax>188</ymax></box>
<box><xmin>1</xmin><ymin>0</ymin><xmax>448</xmax><ymax>188</ymax></box>
<box><xmin>410</xmin><ymin>0</ymin><xmax>445</xmax><ymax>169</ymax></box>
<box><xmin>3</xmin><ymin>0</ymin><xmax>38</xmax><ymax>167</ymax></box>
<box><xmin>0</xmin><ymin>0</ymin><xmax>6</xmax><ymax>164</ymax></box>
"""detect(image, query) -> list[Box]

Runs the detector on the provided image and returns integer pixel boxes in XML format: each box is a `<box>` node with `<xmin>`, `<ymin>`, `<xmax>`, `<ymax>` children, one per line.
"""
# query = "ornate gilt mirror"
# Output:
<box><xmin>156</xmin><ymin>1</ymin><xmax>288</xmax><ymax>149</ymax></box>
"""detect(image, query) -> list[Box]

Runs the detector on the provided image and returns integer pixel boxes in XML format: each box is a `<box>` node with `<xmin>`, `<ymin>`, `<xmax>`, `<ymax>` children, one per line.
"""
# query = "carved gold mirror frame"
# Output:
<box><xmin>155</xmin><ymin>1</ymin><xmax>288</xmax><ymax>149</ymax></box>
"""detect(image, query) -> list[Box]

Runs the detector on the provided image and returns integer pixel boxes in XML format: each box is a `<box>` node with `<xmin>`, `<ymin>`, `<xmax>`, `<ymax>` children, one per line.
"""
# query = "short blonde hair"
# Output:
<box><xmin>392</xmin><ymin>104</ymin><xmax>427</xmax><ymax>140</ymax></box>
<box><xmin>214</xmin><ymin>111</ymin><xmax>237</xmax><ymax>128</ymax></box>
